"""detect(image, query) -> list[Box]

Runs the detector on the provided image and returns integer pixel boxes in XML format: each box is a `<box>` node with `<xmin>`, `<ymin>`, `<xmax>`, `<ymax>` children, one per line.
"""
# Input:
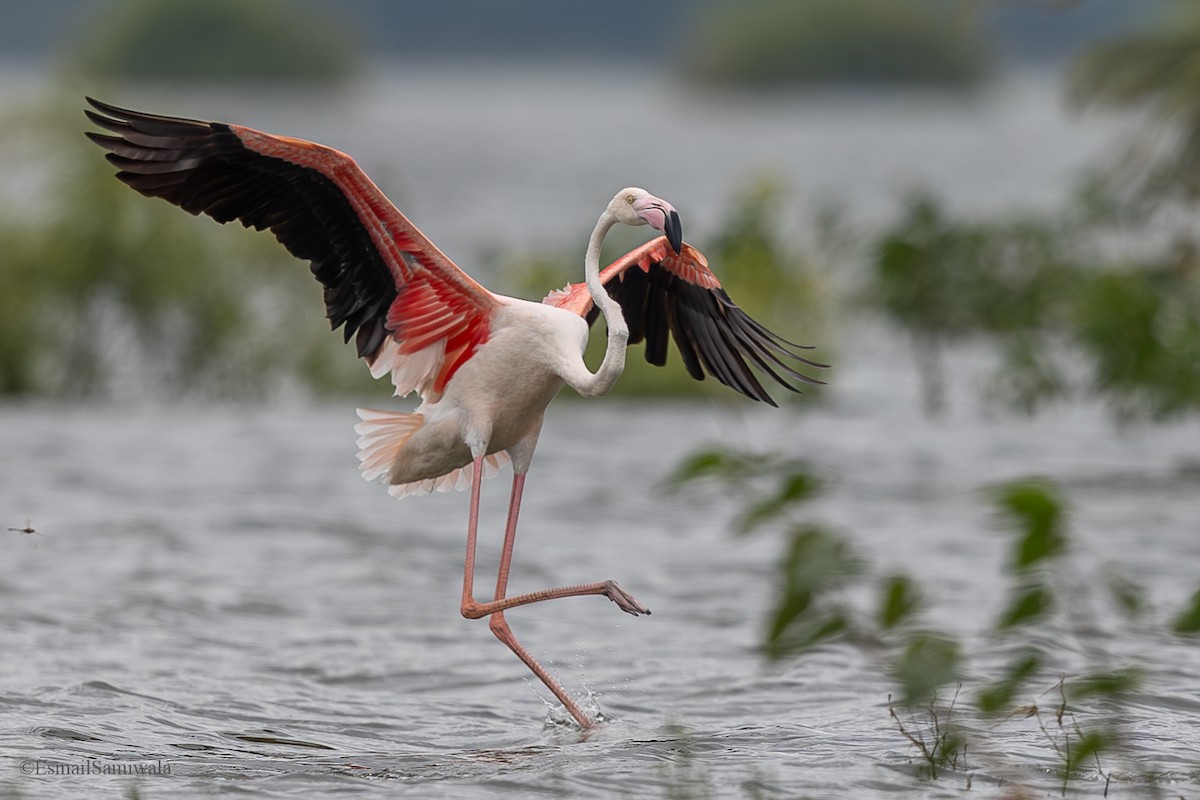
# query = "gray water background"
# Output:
<box><xmin>2</xmin><ymin>63</ymin><xmax>1199</xmax><ymax>798</ymax></box>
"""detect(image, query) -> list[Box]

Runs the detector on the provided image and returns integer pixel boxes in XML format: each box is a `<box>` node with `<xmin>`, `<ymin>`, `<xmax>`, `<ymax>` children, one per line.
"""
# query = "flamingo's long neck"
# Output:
<box><xmin>574</xmin><ymin>211</ymin><xmax>629</xmax><ymax>398</ymax></box>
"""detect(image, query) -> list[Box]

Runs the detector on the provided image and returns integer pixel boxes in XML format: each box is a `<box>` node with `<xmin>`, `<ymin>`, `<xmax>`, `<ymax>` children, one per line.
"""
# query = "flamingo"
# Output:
<box><xmin>84</xmin><ymin>97</ymin><xmax>825</xmax><ymax>729</ymax></box>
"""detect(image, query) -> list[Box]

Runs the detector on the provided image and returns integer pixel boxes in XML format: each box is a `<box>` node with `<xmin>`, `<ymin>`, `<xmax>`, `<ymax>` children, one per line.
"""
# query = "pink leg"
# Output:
<box><xmin>461</xmin><ymin>467</ymin><xmax>649</xmax><ymax>620</ymax></box>
<box><xmin>458</xmin><ymin>458</ymin><xmax>650</xmax><ymax>728</ymax></box>
<box><xmin>459</xmin><ymin>455</ymin><xmax>487</xmax><ymax>615</ymax></box>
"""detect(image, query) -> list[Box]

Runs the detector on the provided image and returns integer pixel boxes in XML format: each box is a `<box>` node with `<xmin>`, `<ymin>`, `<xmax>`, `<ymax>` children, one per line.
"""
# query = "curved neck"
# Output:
<box><xmin>574</xmin><ymin>210</ymin><xmax>628</xmax><ymax>397</ymax></box>
<box><xmin>585</xmin><ymin>214</ymin><xmax>627</xmax><ymax>330</ymax></box>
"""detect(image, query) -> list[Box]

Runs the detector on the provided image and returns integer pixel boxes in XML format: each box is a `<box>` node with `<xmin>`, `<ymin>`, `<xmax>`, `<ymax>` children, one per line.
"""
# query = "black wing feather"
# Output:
<box><xmin>643</xmin><ymin>266</ymin><xmax>672</xmax><ymax>367</ymax></box>
<box><xmin>84</xmin><ymin>97</ymin><xmax>395</xmax><ymax>360</ymax></box>
<box><xmin>600</xmin><ymin>260</ymin><xmax>826</xmax><ymax>404</ymax></box>
<box><xmin>664</xmin><ymin>291</ymin><xmax>706</xmax><ymax>382</ymax></box>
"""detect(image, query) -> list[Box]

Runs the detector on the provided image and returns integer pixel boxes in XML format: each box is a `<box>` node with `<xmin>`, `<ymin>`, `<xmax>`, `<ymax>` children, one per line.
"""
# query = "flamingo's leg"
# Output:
<box><xmin>459</xmin><ymin>467</ymin><xmax>651</xmax><ymax>620</ymax></box>
<box><xmin>460</xmin><ymin>455</ymin><xmax>487</xmax><ymax>615</ymax></box>
<box><xmin>457</xmin><ymin>460</ymin><xmax>648</xmax><ymax>729</ymax></box>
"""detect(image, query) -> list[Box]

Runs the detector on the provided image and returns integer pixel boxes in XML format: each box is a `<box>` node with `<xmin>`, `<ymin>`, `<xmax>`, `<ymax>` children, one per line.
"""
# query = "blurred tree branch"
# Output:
<box><xmin>1069</xmin><ymin>7</ymin><xmax>1200</xmax><ymax>198</ymax></box>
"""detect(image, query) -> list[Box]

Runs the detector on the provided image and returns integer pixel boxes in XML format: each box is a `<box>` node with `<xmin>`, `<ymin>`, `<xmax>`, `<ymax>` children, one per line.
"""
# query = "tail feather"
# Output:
<box><xmin>353</xmin><ymin>408</ymin><xmax>511</xmax><ymax>497</ymax></box>
<box><xmin>355</xmin><ymin>408</ymin><xmax>424</xmax><ymax>482</ymax></box>
<box><xmin>386</xmin><ymin>452</ymin><xmax>510</xmax><ymax>498</ymax></box>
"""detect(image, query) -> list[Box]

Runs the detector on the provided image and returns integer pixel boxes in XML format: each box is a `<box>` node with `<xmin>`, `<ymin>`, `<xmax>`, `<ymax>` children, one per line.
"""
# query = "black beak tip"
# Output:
<box><xmin>665</xmin><ymin>209</ymin><xmax>683</xmax><ymax>254</ymax></box>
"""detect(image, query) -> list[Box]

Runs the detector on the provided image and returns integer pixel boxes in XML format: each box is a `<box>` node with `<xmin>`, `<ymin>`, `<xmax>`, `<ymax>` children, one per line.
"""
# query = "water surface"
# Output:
<box><xmin>3</xmin><ymin>330</ymin><xmax>1199</xmax><ymax>798</ymax></box>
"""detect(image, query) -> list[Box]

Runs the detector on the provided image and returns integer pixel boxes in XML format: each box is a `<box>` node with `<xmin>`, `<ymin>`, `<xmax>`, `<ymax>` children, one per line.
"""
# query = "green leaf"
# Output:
<box><xmin>879</xmin><ymin>574</ymin><xmax>921</xmax><ymax>630</ymax></box>
<box><xmin>997</xmin><ymin>584</ymin><xmax>1054</xmax><ymax>629</ymax></box>
<box><xmin>1068</xmin><ymin>668</ymin><xmax>1142</xmax><ymax>700</ymax></box>
<box><xmin>988</xmin><ymin>479</ymin><xmax>1069</xmax><ymax>570</ymax></box>
<box><xmin>762</xmin><ymin>526</ymin><xmax>860</xmax><ymax>656</ymax></box>
<box><xmin>765</xmin><ymin>605</ymin><xmax>848</xmax><ymax>658</ymax></box>
<box><xmin>663</xmin><ymin>447</ymin><xmax>751</xmax><ymax>489</ymax></box>
<box><xmin>734</xmin><ymin>470</ymin><xmax>824</xmax><ymax>535</ymax></box>
<box><xmin>976</xmin><ymin>652</ymin><xmax>1040</xmax><ymax>713</ymax></box>
<box><xmin>1104</xmin><ymin>566</ymin><xmax>1147</xmax><ymax>619</ymax></box>
<box><xmin>780</xmin><ymin>525</ymin><xmax>863</xmax><ymax>592</ymax></box>
<box><xmin>892</xmin><ymin>632</ymin><xmax>960</xmax><ymax>705</ymax></box>
<box><xmin>1062</xmin><ymin>729</ymin><xmax>1111</xmax><ymax>776</ymax></box>
<box><xmin>664</xmin><ymin>447</ymin><xmax>818</xmax><ymax>497</ymax></box>
<box><xmin>766</xmin><ymin>586</ymin><xmax>814</xmax><ymax>645</ymax></box>
<box><xmin>1172</xmin><ymin>588</ymin><xmax>1200</xmax><ymax>634</ymax></box>
<box><xmin>665</xmin><ymin>449</ymin><xmax>727</xmax><ymax>487</ymax></box>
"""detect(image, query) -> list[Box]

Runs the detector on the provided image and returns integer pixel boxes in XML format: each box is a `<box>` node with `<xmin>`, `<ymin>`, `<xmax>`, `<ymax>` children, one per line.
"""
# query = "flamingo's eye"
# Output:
<box><xmin>626</xmin><ymin>194</ymin><xmax>635</xmax><ymax>204</ymax></box>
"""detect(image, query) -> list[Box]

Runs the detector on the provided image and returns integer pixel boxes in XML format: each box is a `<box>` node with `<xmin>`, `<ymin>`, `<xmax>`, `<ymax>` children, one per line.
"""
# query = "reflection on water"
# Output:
<box><xmin>2</xmin><ymin>326</ymin><xmax>1199</xmax><ymax>798</ymax></box>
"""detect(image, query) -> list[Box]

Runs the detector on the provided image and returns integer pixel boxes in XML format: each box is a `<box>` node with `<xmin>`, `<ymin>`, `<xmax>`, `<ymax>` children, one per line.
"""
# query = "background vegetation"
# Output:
<box><xmin>71</xmin><ymin>0</ymin><xmax>356</xmax><ymax>84</ymax></box>
<box><xmin>4</xmin><ymin>0</ymin><xmax>1191</xmax><ymax>416</ymax></box>
<box><xmin>680</xmin><ymin>0</ymin><xmax>991</xmax><ymax>90</ymax></box>
<box><xmin>862</xmin><ymin>6</ymin><xmax>1200</xmax><ymax>423</ymax></box>
<box><xmin>0</xmin><ymin>98</ymin><xmax>375</xmax><ymax>400</ymax></box>
<box><xmin>3</xmin><ymin>2</ymin><xmax>1191</xmax><ymax>416</ymax></box>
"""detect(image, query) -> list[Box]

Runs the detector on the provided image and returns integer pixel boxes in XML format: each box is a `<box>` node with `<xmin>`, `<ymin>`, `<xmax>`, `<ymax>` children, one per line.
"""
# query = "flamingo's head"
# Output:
<box><xmin>610</xmin><ymin>187</ymin><xmax>683</xmax><ymax>254</ymax></box>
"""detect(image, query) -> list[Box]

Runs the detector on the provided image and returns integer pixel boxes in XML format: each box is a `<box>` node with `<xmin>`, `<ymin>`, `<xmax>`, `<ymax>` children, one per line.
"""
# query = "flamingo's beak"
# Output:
<box><xmin>634</xmin><ymin>194</ymin><xmax>684</xmax><ymax>254</ymax></box>
<box><xmin>663</xmin><ymin>209</ymin><xmax>683</xmax><ymax>255</ymax></box>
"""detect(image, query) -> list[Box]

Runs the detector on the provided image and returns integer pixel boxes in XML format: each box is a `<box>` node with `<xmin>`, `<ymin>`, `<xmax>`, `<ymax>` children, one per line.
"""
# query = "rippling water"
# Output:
<box><xmin>3</xmin><ymin>327</ymin><xmax>1199</xmax><ymax>798</ymax></box>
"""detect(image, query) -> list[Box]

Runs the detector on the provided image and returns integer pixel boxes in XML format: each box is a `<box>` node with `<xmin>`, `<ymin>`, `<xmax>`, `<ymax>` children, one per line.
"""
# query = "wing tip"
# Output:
<box><xmin>84</xmin><ymin>97</ymin><xmax>139</xmax><ymax>126</ymax></box>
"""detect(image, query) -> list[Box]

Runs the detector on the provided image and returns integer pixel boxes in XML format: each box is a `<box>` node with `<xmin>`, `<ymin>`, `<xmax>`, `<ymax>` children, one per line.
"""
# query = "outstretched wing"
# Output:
<box><xmin>543</xmin><ymin>237</ymin><xmax>825</xmax><ymax>406</ymax></box>
<box><xmin>84</xmin><ymin>97</ymin><xmax>498</xmax><ymax>400</ymax></box>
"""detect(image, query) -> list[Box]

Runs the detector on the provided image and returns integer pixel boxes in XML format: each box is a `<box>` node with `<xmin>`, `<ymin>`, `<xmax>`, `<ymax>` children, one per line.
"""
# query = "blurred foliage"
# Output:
<box><xmin>665</xmin><ymin>447</ymin><xmax>852</xmax><ymax>656</ymax></box>
<box><xmin>870</xmin><ymin>194</ymin><xmax>1079</xmax><ymax>414</ymax></box>
<box><xmin>1069</xmin><ymin>4</ymin><xmax>1200</xmax><ymax>197</ymax></box>
<box><xmin>71</xmin><ymin>0</ymin><xmax>357</xmax><ymax>84</ymax></box>
<box><xmin>868</xmin><ymin>188</ymin><xmax>1200</xmax><ymax>421</ymax></box>
<box><xmin>766</xmin><ymin>526</ymin><xmax>859</xmax><ymax>657</ymax></box>
<box><xmin>1068</xmin><ymin>668</ymin><xmax>1142</xmax><ymax>701</ymax></box>
<box><xmin>665</xmin><ymin>446</ymin><xmax>823</xmax><ymax>535</ymax></box>
<box><xmin>976</xmin><ymin>652</ymin><xmax>1040</xmax><ymax>714</ymax></box>
<box><xmin>0</xmin><ymin>98</ymin><xmax>378</xmax><ymax>400</ymax></box>
<box><xmin>1073</xmin><ymin>258</ymin><xmax>1200</xmax><ymax>419</ymax></box>
<box><xmin>1172</xmin><ymin>589</ymin><xmax>1200</xmax><ymax>634</ymax></box>
<box><xmin>705</xmin><ymin>181</ymin><xmax>827</xmax><ymax>335</ymax></box>
<box><xmin>671</xmin><ymin>444</ymin><xmax>1198</xmax><ymax>787</ymax></box>
<box><xmin>680</xmin><ymin>0</ymin><xmax>989</xmax><ymax>89</ymax></box>
<box><xmin>891</xmin><ymin>634</ymin><xmax>961</xmax><ymax>709</ymax></box>
<box><xmin>989</xmin><ymin>479</ymin><xmax>1068</xmax><ymax>571</ymax></box>
<box><xmin>10</xmin><ymin>2</ymin><xmax>1200</xmax><ymax>423</ymax></box>
<box><xmin>1103</xmin><ymin>565</ymin><xmax>1148</xmax><ymax>620</ymax></box>
<box><xmin>988</xmin><ymin>475</ymin><xmax>1063</xmax><ymax>624</ymax></box>
<box><xmin>665</xmin><ymin>446</ymin><xmax>801</xmax><ymax>489</ymax></box>
<box><xmin>508</xmin><ymin>179</ymin><xmax>828</xmax><ymax>403</ymax></box>
<box><xmin>863</xmin><ymin>16</ymin><xmax>1200</xmax><ymax>423</ymax></box>
<box><xmin>878</xmin><ymin>574</ymin><xmax>921</xmax><ymax>631</ymax></box>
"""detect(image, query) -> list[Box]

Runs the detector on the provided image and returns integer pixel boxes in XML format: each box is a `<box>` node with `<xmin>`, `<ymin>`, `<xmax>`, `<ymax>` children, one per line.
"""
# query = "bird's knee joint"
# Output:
<box><xmin>488</xmin><ymin>612</ymin><xmax>510</xmax><ymax>635</ymax></box>
<box><xmin>460</xmin><ymin>601</ymin><xmax>486</xmax><ymax>620</ymax></box>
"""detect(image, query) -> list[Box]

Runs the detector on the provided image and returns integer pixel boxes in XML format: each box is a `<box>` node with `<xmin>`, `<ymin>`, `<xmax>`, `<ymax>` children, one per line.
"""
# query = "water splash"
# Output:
<box><xmin>523</xmin><ymin>647</ymin><xmax>613</xmax><ymax>729</ymax></box>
